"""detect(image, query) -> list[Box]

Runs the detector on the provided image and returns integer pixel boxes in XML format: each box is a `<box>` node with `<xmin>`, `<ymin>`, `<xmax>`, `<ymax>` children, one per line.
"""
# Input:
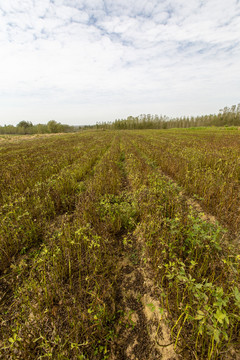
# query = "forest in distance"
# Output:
<box><xmin>0</xmin><ymin>128</ymin><xmax>239</xmax><ymax>359</ymax></box>
<box><xmin>0</xmin><ymin>103</ymin><xmax>240</xmax><ymax>134</ymax></box>
<box><xmin>0</xmin><ymin>120</ymin><xmax>76</xmax><ymax>135</ymax></box>
<box><xmin>97</xmin><ymin>103</ymin><xmax>240</xmax><ymax>130</ymax></box>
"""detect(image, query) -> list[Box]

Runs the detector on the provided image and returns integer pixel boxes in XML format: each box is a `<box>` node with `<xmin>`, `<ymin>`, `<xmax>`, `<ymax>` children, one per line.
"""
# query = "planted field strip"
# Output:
<box><xmin>0</xmin><ymin>132</ymin><xmax>111</xmax><ymax>203</ymax></box>
<box><xmin>0</xmin><ymin>130</ymin><xmax>239</xmax><ymax>359</ymax></box>
<box><xmin>0</xmin><ymin>135</ymin><xmax>125</xmax><ymax>359</ymax></box>
<box><xmin>129</xmin><ymin>129</ymin><xmax>240</xmax><ymax>232</ymax></box>
<box><xmin>121</xmin><ymin>136</ymin><xmax>240</xmax><ymax>358</ymax></box>
<box><xmin>0</xmin><ymin>132</ymin><xmax>113</xmax><ymax>271</ymax></box>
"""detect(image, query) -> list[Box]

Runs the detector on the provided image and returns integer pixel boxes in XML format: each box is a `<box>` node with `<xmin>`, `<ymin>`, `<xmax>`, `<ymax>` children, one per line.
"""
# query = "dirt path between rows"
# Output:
<box><xmin>109</xmin><ymin>145</ymin><xmax>178</xmax><ymax>359</ymax></box>
<box><xmin>110</xmin><ymin>233</ymin><xmax>178</xmax><ymax>360</ymax></box>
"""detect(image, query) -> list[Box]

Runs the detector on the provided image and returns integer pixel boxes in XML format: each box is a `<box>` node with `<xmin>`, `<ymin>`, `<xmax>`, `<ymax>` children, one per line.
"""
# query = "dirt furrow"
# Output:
<box><xmin>110</xmin><ymin>234</ymin><xmax>178</xmax><ymax>360</ymax></box>
<box><xmin>110</xmin><ymin>143</ymin><xmax>177</xmax><ymax>359</ymax></box>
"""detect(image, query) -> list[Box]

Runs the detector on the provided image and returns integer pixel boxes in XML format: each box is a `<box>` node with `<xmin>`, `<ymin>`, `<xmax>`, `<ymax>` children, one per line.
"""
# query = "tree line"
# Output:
<box><xmin>0</xmin><ymin>120</ymin><xmax>76</xmax><ymax>135</ymax></box>
<box><xmin>1</xmin><ymin>104</ymin><xmax>240</xmax><ymax>134</ymax></box>
<box><xmin>95</xmin><ymin>104</ymin><xmax>240</xmax><ymax>130</ymax></box>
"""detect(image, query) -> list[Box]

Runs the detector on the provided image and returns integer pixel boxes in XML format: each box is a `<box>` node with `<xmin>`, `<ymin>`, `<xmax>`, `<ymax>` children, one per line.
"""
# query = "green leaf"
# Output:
<box><xmin>233</xmin><ymin>287</ymin><xmax>240</xmax><ymax>302</ymax></box>
<box><xmin>195</xmin><ymin>310</ymin><xmax>205</xmax><ymax>320</ymax></box>
<box><xmin>147</xmin><ymin>303</ymin><xmax>156</xmax><ymax>312</ymax></box>
<box><xmin>213</xmin><ymin>329</ymin><xmax>220</xmax><ymax>343</ymax></box>
<box><xmin>214</xmin><ymin>309</ymin><xmax>226</xmax><ymax>324</ymax></box>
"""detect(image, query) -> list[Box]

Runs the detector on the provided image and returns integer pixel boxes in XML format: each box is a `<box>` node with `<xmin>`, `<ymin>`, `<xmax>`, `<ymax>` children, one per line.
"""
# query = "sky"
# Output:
<box><xmin>0</xmin><ymin>0</ymin><xmax>240</xmax><ymax>125</ymax></box>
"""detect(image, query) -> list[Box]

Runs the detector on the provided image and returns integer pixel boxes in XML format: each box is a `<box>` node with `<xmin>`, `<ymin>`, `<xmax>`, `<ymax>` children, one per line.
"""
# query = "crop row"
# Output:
<box><xmin>0</xmin><ymin>135</ymin><xmax>131</xmax><ymax>359</ymax></box>
<box><xmin>0</xmin><ymin>133</ymin><xmax>112</xmax><ymax>203</ymax></box>
<box><xmin>128</xmin><ymin>129</ymin><xmax>240</xmax><ymax>232</ymax></box>
<box><xmin>121</xmin><ymin>135</ymin><xmax>240</xmax><ymax>358</ymax></box>
<box><xmin>0</xmin><ymin>132</ymin><xmax>113</xmax><ymax>271</ymax></box>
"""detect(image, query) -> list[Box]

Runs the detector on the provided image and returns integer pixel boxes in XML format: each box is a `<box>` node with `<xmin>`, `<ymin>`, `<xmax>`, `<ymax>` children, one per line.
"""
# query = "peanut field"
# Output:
<box><xmin>0</xmin><ymin>129</ymin><xmax>239</xmax><ymax>359</ymax></box>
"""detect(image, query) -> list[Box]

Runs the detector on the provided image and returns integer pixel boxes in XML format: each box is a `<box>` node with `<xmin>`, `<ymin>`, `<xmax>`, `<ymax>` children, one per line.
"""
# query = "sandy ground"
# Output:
<box><xmin>110</xmin><ymin>233</ymin><xmax>178</xmax><ymax>360</ymax></box>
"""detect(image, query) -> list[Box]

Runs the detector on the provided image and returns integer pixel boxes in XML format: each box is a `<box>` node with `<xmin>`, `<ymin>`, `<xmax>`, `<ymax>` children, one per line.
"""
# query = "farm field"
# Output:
<box><xmin>0</xmin><ymin>129</ymin><xmax>239</xmax><ymax>359</ymax></box>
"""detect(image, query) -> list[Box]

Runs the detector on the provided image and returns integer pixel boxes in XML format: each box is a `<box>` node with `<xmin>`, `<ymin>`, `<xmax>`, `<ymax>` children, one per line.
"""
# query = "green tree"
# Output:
<box><xmin>47</xmin><ymin>120</ymin><xmax>60</xmax><ymax>133</ymax></box>
<box><xmin>17</xmin><ymin>120</ymin><xmax>33</xmax><ymax>128</ymax></box>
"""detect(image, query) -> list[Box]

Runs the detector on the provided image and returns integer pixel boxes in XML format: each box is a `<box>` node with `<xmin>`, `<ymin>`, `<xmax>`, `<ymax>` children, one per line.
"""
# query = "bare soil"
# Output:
<box><xmin>110</xmin><ymin>234</ymin><xmax>178</xmax><ymax>360</ymax></box>
<box><xmin>0</xmin><ymin>133</ymin><xmax>67</xmax><ymax>143</ymax></box>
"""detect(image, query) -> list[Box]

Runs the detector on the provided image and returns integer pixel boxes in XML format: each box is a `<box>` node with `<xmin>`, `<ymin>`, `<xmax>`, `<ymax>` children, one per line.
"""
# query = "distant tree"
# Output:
<box><xmin>36</xmin><ymin>124</ymin><xmax>48</xmax><ymax>134</ymax></box>
<box><xmin>17</xmin><ymin>120</ymin><xmax>33</xmax><ymax>128</ymax></box>
<box><xmin>16</xmin><ymin>120</ymin><xmax>33</xmax><ymax>134</ymax></box>
<box><xmin>0</xmin><ymin>120</ymin><xmax>75</xmax><ymax>135</ymax></box>
<box><xmin>47</xmin><ymin>120</ymin><xmax>60</xmax><ymax>133</ymax></box>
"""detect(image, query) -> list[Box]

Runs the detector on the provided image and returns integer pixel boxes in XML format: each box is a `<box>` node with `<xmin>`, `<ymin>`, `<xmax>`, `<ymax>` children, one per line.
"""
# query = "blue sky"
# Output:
<box><xmin>0</xmin><ymin>0</ymin><xmax>240</xmax><ymax>125</ymax></box>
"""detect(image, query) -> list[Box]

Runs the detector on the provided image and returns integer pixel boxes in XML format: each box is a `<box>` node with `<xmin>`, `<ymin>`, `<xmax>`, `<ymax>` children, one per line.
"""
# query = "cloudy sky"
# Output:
<box><xmin>0</xmin><ymin>0</ymin><xmax>240</xmax><ymax>125</ymax></box>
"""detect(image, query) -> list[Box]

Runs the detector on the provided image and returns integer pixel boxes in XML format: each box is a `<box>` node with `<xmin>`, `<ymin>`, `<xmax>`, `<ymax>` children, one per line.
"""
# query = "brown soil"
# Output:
<box><xmin>162</xmin><ymin>172</ymin><xmax>218</xmax><ymax>226</ymax></box>
<box><xmin>110</xmin><ymin>234</ymin><xmax>178</xmax><ymax>360</ymax></box>
<box><xmin>0</xmin><ymin>133</ymin><xmax>67</xmax><ymax>144</ymax></box>
<box><xmin>184</xmin><ymin>196</ymin><xmax>217</xmax><ymax>225</ymax></box>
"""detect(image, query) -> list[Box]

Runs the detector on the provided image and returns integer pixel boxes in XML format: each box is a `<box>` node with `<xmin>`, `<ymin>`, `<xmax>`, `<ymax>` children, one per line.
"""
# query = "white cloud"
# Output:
<box><xmin>0</xmin><ymin>0</ymin><xmax>240</xmax><ymax>125</ymax></box>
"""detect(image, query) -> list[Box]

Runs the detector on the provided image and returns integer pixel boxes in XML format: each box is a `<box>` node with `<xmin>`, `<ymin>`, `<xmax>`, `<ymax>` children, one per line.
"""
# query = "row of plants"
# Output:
<box><xmin>0</xmin><ymin>133</ymin><xmax>111</xmax><ymax>203</ymax></box>
<box><xmin>129</xmin><ymin>129</ymin><xmax>240</xmax><ymax>232</ymax></box>
<box><xmin>0</xmin><ymin>135</ymin><xmax>141</xmax><ymax>359</ymax></box>
<box><xmin>121</xmin><ymin>136</ymin><xmax>240</xmax><ymax>358</ymax></box>
<box><xmin>0</xmin><ymin>133</ymin><xmax>113</xmax><ymax>272</ymax></box>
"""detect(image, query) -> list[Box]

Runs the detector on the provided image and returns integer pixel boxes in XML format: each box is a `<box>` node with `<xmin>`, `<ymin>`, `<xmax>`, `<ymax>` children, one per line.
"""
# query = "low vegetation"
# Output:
<box><xmin>0</xmin><ymin>129</ymin><xmax>239</xmax><ymax>359</ymax></box>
